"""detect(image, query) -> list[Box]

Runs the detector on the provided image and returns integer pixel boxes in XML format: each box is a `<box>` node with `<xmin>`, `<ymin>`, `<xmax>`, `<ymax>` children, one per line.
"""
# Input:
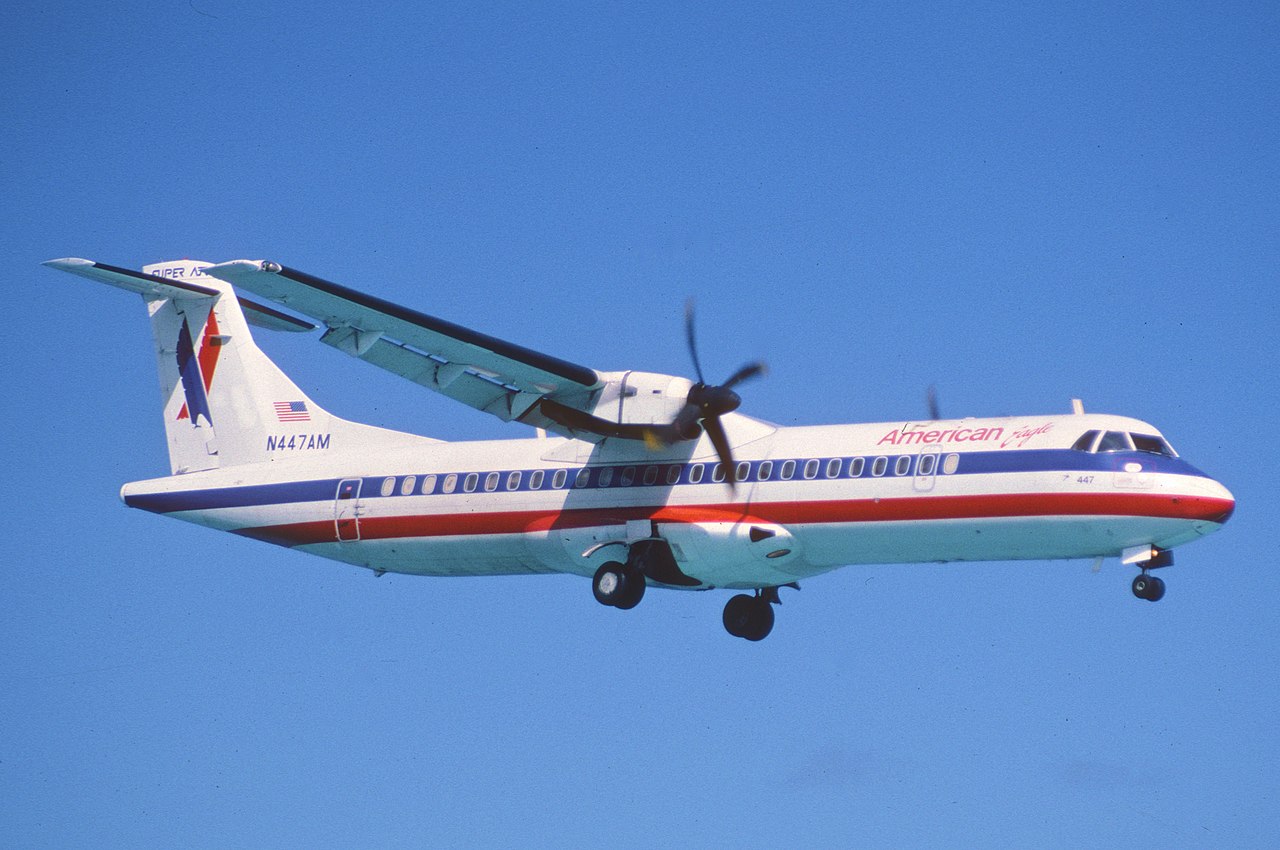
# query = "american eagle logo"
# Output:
<box><xmin>175</xmin><ymin>310</ymin><xmax>221</xmax><ymax>426</ymax></box>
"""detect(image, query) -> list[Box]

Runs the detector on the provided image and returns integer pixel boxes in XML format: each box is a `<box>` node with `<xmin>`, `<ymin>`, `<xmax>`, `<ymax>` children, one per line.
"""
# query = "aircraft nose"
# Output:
<box><xmin>1214</xmin><ymin>481</ymin><xmax>1235</xmax><ymax>524</ymax></box>
<box><xmin>1197</xmin><ymin>478</ymin><xmax>1235</xmax><ymax>524</ymax></box>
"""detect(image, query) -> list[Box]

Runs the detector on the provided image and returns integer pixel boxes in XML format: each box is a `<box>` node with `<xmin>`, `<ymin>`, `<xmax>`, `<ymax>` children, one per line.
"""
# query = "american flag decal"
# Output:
<box><xmin>273</xmin><ymin>401</ymin><xmax>311</xmax><ymax>422</ymax></box>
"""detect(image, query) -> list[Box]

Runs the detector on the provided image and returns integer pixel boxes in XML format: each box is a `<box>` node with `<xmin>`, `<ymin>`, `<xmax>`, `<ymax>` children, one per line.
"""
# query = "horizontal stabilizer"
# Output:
<box><xmin>43</xmin><ymin>258</ymin><xmax>316</xmax><ymax>333</ymax></box>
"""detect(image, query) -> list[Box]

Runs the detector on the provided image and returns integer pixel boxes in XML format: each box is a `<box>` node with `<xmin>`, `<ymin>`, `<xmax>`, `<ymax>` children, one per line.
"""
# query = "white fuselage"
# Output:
<box><xmin>122</xmin><ymin>412</ymin><xmax>1235</xmax><ymax>590</ymax></box>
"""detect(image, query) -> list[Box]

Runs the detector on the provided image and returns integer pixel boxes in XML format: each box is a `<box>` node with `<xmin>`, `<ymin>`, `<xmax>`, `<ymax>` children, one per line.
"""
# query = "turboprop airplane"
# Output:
<box><xmin>44</xmin><ymin>257</ymin><xmax>1235</xmax><ymax>641</ymax></box>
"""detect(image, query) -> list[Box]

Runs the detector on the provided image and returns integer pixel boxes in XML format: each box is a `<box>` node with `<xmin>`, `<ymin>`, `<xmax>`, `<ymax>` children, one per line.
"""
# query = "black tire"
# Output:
<box><xmin>1132</xmin><ymin>574</ymin><xmax>1152</xmax><ymax>600</ymax></box>
<box><xmin>1146</xmin><ymin>576</ymin><xmax>1166</xmax><ymax>602</ymax></box>
<box><xmin>614</xmin><ymin>564</ymin><xmax>647</xmax><ymax>610</ymax></box>
<box><xmin>742</xmin><ymin>599</ymin><xmax>775</xmax><ymax>642</ymax></box>
<box><xmin>723</xmin><ymin>594</ymin><xmax>756</xmax><ymax>637</ymax></box>
<box><xmin>593</xmin><ymin>561</ymin><xmax>627</xmax><ymax>607</ymax></box>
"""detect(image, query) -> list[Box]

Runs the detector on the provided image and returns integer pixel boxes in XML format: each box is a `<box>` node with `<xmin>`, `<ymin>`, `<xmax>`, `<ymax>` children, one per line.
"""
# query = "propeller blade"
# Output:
<box><xmin>926</xmin><ymin>384</ymin><xmax>941</xmax><ymax>420</ymax></box>
<box><xmin>671</xmin><ymin>402</ymin><xmax>704</xmax><ymax>441</ymax></box>
<box><xmin>684</xmin><ymin>299</ymin><xmax>706</xmax><ymax>385</ymax></box>
<box><xmin>702</xmin><ymin>415</ymin><xmax>737</xmax><ymax>493</ymax></box>
<box><xmin>723</xmin><ymin>361</ymin><xmax>766</xmax><ymax>390</ymax></box>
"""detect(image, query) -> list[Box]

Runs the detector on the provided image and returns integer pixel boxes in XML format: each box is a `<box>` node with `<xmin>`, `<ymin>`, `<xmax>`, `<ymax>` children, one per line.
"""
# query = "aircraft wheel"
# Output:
<box><xmin>593</xmin><ymin>561</ymin><xmax>646</xmax><ymax>609</ymax></box>
<box><xmin>1145</xmin><ymin>576</ymin><xmax>1166</xmax><ymax>602</ymax></box>
<box><xmin>614</xmin><ymin>564</ymin><xmax>646</xmax><ymax>610</ymax></box>
<box><xmin>723</xmin><ymin>594</ymin><xmax>774</xmax><ymax>641</ymax></box>
<box><xmin>743</xmin><ymin>599</ymin><xmax>775</xmax><ymax>641</ymax></box>
<box><xmin>1132</xmin><ymin>574</ymin><xmax>1166</xmax><ymax>602</ymax></box>
<box><xmin>723</xmin><ymin>594</ymin><xmax>754</xmax><ymax>636</ymax></box>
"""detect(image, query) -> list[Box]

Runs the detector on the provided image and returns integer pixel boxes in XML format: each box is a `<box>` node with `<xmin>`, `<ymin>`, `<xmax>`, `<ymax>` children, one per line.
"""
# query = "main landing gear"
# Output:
<box><xmin>1130</xmin><ymin>546</ymin><xmax>1172</xmax><ymax>602</ymax></box>
<box><xmin>589</xmin><ymin>537</ymin><xmax>795</xmax><ymax>640</ymax></box>
<box><xmin>591</xmin><ymin>536</ymin><xmax>698</xmax><ymax>611</ymax></box>
<box><xmin>722</xmin><ymin>591</ymin><xmax>775</xmax><ymax>641</ymax></box>
<box><xmin>722</xmin><ymin>585</ymin><xmax>797</xmax><ymax>642</ymax></box>
<box><xmin>593</xmin><ymin>561</ymin><xmax>646</xmax><ymax>610</ymax></box>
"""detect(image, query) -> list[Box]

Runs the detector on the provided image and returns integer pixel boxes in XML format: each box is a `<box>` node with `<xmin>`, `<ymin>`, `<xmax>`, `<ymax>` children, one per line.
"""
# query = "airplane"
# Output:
<box><xmin>44</xmin><ymin>256</ymin><xmax>1235</xmax><ymax>641</ymax></box>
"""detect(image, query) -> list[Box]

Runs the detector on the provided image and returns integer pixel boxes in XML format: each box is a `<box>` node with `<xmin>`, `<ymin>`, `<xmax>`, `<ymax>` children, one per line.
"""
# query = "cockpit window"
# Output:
<box><xmin>1071</xmin><ymin>430</ymin><xmax>1101</xmax><ymax>452</ymax></box>
<box><xmin>1131</xmin><ymin>433</ymin><xmax>1177</xmax><ymax>457</ymax></box>
<box><xmin>1096</xmin><ymin>431</ymin><xmax>1133</xmax><ymax>452</ymax></box>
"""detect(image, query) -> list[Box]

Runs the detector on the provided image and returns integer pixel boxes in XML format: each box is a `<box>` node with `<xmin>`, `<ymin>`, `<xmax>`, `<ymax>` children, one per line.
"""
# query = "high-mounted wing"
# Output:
<box><xmin>202</xmin><ymin>260</ymin><xmax>604</xmax><ymax>435</ymax></box>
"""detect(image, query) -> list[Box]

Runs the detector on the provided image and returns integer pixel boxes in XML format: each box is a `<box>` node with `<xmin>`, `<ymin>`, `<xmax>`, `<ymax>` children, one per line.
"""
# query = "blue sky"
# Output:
<box><xmin>3</xmin><ymin>1</ymin><xmax>1277</xmax><ymax>846</ymax></box>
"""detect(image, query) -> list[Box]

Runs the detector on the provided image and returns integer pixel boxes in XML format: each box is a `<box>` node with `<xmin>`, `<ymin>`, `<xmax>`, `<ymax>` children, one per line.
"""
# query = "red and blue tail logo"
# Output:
<box><xmin>175</xmin><ymin>311</ymin><xmax>221</xmax><ymax>426</ymax></box>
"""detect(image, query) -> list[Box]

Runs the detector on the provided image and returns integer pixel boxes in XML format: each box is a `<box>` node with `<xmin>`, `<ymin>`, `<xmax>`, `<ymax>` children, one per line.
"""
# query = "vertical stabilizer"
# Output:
<box><xmin>45</xmin><ymin>257</ymin><xmax>437</xmax><ymax>475</ymax></box>
<box><xmin>141</xmin><ymin>260</ymin><xmax>336</xmax><ymax>472</ymax></box>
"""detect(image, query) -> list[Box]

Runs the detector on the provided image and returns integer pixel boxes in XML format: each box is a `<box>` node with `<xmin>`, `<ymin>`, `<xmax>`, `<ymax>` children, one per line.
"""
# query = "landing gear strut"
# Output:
<box><xmin>1129</xmin><ymin>546</ymin><xmax>1172</xmax><ymax>602</ymax></box>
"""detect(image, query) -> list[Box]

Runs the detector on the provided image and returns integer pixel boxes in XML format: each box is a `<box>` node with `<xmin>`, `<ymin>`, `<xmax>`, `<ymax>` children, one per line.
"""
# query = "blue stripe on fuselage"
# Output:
<box><xmin>123</xmin><ymin>449</ymin><xmax>1214</xmax><ymax>516</ymax></box>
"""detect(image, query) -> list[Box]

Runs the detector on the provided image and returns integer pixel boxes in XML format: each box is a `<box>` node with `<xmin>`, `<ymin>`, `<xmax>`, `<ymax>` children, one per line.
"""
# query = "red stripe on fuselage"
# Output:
<box><xmin>231</xmin><ymin>492</ymin><xmax>1234</xmax><ymax>548</ymax></box>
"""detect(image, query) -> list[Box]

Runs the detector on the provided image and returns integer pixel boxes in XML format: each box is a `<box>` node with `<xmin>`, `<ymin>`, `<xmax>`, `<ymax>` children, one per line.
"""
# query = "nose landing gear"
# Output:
<box><xmin>1127</xmin><ymin>545</ymin><xmax>1172</xmax><ymax>602</ymax></box>
<box><xmin>1131</xmin><ymin>572</ymin><xmax>1166</xmax><ymax>601</ymax></box>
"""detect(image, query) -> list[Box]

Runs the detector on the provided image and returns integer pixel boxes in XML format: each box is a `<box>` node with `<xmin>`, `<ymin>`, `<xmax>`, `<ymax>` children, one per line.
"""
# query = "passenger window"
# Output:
<box><xmin>599</xmin><ymin>468</ymin><xmax>614</xmax><ymax>487</ymax></box>
<box><xmin>943</xmin><ymin>453</ymin><xmax>959</xmax><ymax>474</ymax></box>
<box><xmin>1097</xmin><ymin>431</ymin><xmax>1132</xmax><ymax>452</ymax></box>
<box><xmin>690</xmin><ymin>464</ymin><xmax>705</xmax><ymax>484</ymax></box>
<box><xmin>643</xmin><ymin>466</ymin><xmax>659</xmax><ymax>485</ymax></box>
<box><xmin>421</xmin><ymin>474</ymin><xmax>437</xmax><ymax>495</ymax></box>
<box><xmin>552</xmin><ymin>469</ymin><xmax>568</xmax><ymax>489</ymax></box>
<box><xmin>918</xmin><ymin>455</ymin><xmax>936</xmax><ymax>476</ymax></box>
<box><xmin>484</xmin><ymin>472</ymin><xmax>500</xmax><ymax>492</ymax></box>
<box><xmin>736</xmin><ymin>461</ymin><xmax>751</xmax><ymax>483</ymax></box>
<box><xmin>780</xmin><ymin>460</ymin><xmax>796</xmax><ymax>480</ymax></box>
<box><xmin>506</xmin><ymin>471</ymin><xmax>522</xmax><ymax>490</ymax></box>
<box><xmin>803</xmin><ymin>459</ymin><xmax>819</xmax><ymax>479</ymax></box>
<box><xmin>442</xmin><ymin>473</ymin><xmax>458</xmax><ymax>494</ymax></box>
<box><xmin>894</xmin><ymin>456</ymin><xmax>911</xmax><ymax>476</ymax></box>
<box><xmin>400</xmin><ymin>475</ymin><xmax>417</xmax><ymax>496</ymax></box>
<box><xmin>381</xmin><ymin>477</ymin><xmax>396</xmax><ymax>497</ymax></box>
<box><xmin>848</xmin><ymin>457</ymin><xmax>864</xmax><ymax>477</ymax></box>
<box><xmin>712</xmin><ymin>463</ymin><xmax>726</xmax><ymax>483</ymax></box>
<box><xmin>825</xmin><ymin>458</ymin><xmax>842</xmax><ymax>478</ymax></box>
<box><xmin>1071</xmin><ymin>430</ymin><xmax>1101</xmax><ymax>452</ymax></box>
<box><xmin>872</xmin><ymin>457</ymin><xmax>888</xmax><ymax>477</ymax></box>
<box><xmin>463</xmin><ymin>473</ymin><xmax>479</xmax><ymax>493</ymax></box>
<box><xmin>666</xmin><ymin>465</ymin><xmax>682</xmax><ymax>485</ymax></box>
<box><xmin>758</xmin><ymin>461</ymin><xmax>774</xmax><ymax>481</ymax></box>
<box><xmin>574</xmin><ymin>469</ymin><xmax>590</xmax><ymax>488</ymax></box>
<box><xmin>529</xmin><ymin>470</ymin><xmax>545</xmax><ymax>490</ymax></box>
<box><xmin>620</xmin><ymin>467</ymin><xmax>636</xmax><ymax>486</ymax></box>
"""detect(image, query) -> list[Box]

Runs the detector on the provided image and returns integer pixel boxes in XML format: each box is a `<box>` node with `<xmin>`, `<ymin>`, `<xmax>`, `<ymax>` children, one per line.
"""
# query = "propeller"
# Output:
<box><xmin>926</xmin><ymin>384</ymin><xmax>941</xmax><ymax>420</ymax></box>
<box><xmin>646</xmin><ymin>301</ymin><xmax>766</xmax><ymax>490</ymax></box>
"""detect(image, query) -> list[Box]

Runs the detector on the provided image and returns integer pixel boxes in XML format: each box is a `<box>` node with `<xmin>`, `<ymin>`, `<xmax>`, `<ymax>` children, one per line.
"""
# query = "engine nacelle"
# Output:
<box><xmin>588</xmin><ymin>371</ymin><xmax>694</xmax><ymax>427</ymax></box>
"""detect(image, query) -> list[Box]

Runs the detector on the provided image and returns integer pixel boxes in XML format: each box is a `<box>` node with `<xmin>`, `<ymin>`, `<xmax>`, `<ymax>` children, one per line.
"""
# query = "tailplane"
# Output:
<box><xmin>45</xmin><ymin>257</ymin><xmax>435</xmax><ymax>474</ymax></box>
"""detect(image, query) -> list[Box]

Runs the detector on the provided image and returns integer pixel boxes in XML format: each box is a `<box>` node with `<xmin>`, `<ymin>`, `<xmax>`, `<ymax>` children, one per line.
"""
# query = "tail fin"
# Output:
<box><xmin>45</xmin><ymin>258</ymin><xmax>435</xmax><ymax>474</ymax></box>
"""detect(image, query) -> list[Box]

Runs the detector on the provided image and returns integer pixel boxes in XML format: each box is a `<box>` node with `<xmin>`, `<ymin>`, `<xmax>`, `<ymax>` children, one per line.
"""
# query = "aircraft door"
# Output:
<box><xmin>335</xmin><ymin>478</ymin><xmax>363</xmax><ymax>541</ymax></box>
<box><xmin>914</xmin><ymin>451</ymin><xmax>940</xmax><ymax>492</ymax></box>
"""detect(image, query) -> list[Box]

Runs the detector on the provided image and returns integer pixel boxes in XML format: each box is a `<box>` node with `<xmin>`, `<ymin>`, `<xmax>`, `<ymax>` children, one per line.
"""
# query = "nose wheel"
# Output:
<box><xmin>1131</xmin><ymin>573</ymin><xmax>1166</xmax><ymax>602</ymax></box>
